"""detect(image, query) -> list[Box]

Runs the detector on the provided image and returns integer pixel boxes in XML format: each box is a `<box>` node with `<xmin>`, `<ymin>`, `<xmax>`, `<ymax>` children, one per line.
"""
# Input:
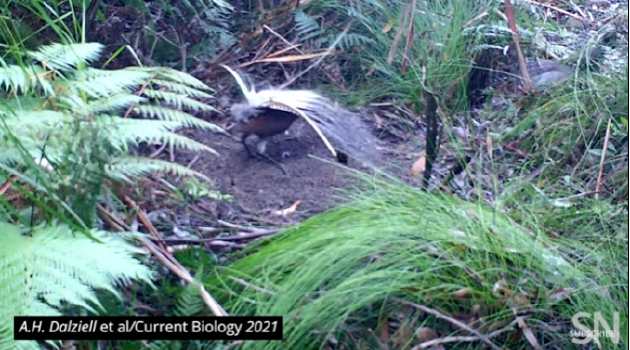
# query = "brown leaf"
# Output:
<box><xmin>548</xmin><ymin>287</ymin><xmax>576</xmax><ymax>302</ymax></box>
<box><xmin>272</xmin><ymin>200</ymin><xmax>301</xmax><ymax>216</ymax></box>
<box><xmin>514</xmin><ymin>313</ymin><xmax>543</xmax><ymax>350</ymax></box>
<box><xmin>453</xmin><ymin>288</ymin><xmax>472</xmax><ymax>298</ymax></box>
<box><xmin>382</xmin><ymin>21</ymin><xmax>394</xmax><ymax>33</ymax></box>
<box><xmin>379</xmin><ymin>316</ymin><xmax>390</xmax><ymax>345</ymax></box>
<box><xmin>510</xmin><ymin>293</ymin><xmax>531</xmax><ymax>308</ymax></box>
<box><xmin>410</xmin><ymin>155</ymin><xmax>426</xmax><ymax>176</ymax></box>
<box><xmin>392</xmin><ymin>325</ymin><xmax>416</xmax><ymax>349</ymax></box>
<box><xmin>493</xmin><ymin>279</ymin><xmax>514</xmax><ymax>300</ymax></box>
<box><xmin>415</xmin><ymin>327</ymin><xmax>439</xmax><ymax>342</ymax></box>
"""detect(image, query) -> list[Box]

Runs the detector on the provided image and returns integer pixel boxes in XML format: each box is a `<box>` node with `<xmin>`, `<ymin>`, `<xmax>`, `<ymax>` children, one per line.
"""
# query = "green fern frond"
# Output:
<box><xmin>27</xmin><ymin>42</ymin><xmax>104</xmax><ymax>71</ymax></box>
<box><xmin>0</xmin><ymin>64</ymin><xmax>50</xmax><ymax>94</ymax></box>
<box><xmin>147</xmin><ymin>268</ymin><xmax>207</xmax><ymax>350</ymax></box>
<box><xmin>141</xmin><ymin>90</ymin><xmax>215</xmax><ymax>112</ymax></box>
<box><xmin>133</xmin><ymin>105</ymin><xmax>222</xmax><ymax>131</ymax></box>
<box><xmin>125</xmin><ymin>66</ymin><xmax>214</xmax><ymax>93</ymax></box>
<box><xmin>70</xmin><ymin>69</ymin><xmax>153</xmax><ymax>97</ymax></box>
<box><xmin>83</xmin><ymin>94</ymin><xmax>147</xmax><ymax>115</ymax></box>
<box><xmin>106</xmin><ymin>156</ymin><xmax>211</xmax><ymax>182</ymax></box>
<box><xmin>150</xmin><ymin>79</ymin><xmax>215</xmax><ymax>99</ymax></box>
<box><xmin>0</xmin><ymin>222</ymin><xmax>154</xmax><ymax>350</ymax></box>
<box><xmin>336</xmin><ymin>33</ymin><xmax>375</xmax><ymax>50</ymax></box>
<box><xmin>0</xmin><ymin>42</ymin><xmax>223</xmax><ymax>188</ymax></box>
<box><xmin>294</xmin><ymin>10</ymin><xmax>323</xmax><ymax>40</ymax></box>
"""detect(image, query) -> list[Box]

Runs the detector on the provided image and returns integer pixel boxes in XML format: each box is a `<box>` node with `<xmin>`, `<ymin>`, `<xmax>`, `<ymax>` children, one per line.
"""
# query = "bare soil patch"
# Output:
<box><xmin>174</xmin><ymin>113</ymin><xmax>425</xmax><ymax>224</ymax></box>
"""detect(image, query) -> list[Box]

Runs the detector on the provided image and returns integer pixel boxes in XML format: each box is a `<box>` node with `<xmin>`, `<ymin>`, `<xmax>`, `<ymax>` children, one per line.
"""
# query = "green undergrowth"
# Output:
<box><xmin>206</xmin><ymin>171</ymin><xmax>628</xmax><ymax>350</ymax></box>
<box><xmin>499</xmin><ymin>67</ymin><xmax>628</xmax><ymax>201</ymax></box>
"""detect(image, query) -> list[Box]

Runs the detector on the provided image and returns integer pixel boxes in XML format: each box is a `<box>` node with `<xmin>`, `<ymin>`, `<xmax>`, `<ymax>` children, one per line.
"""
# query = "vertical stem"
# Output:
<box><xmin>423</xmin><ymin>90</ymin><xmax>440</xmax><ymax>189</ymax></box>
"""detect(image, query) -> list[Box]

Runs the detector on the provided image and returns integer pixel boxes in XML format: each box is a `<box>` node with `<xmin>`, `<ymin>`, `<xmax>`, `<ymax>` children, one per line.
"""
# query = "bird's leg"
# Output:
<box><xmin>255</xmin><ymin>139</ymin><xmax>287</xmax><ymax>175</ymax></box>
<box><xmin>241</xmin><ymin>134</ymin><xmax>287</xmax><ymax>175</ymax></box>
<box><xmin>241</xmin><ymin>133</ymin><xmax>258</xmax><ymax>159</ymax></box>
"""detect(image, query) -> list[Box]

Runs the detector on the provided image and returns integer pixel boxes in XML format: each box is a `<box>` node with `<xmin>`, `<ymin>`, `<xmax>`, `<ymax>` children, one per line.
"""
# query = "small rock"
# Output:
<box><xmin>527</xmin><ymin>59</ymin><xmax>573</xmax><ymax>88</ymax></box>
<box><xmin>566</xmin><ymin>17</ymin><xmax>585</xmax><ymax>29</ymax></box>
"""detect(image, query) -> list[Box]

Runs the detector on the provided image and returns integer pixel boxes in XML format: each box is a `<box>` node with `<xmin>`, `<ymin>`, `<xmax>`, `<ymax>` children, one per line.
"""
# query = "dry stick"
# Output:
<box><xmin>123</xmin><ymin>196</ymin><xmax>227</xmax><ymax>316</ymax></box>
<box><xmin>595</xmin><ymin>118</ymin><xmax>613</xmax><ymax>200</ymax></box>
<box><xmin>400</xmin><ymin>0</ymin><xmax>417</xmax><ymax>74</ymax></box>
<box><xmin>386</xmin><ymin>3</ymin><xmax>412</xmax><ymax>64</ymax></box>
<box><xmin>504</xmin><ymin>0</ymin><xmax>532</xmax><ymax>93</ymax></box>
<box><xmin>156</xmin><ymin>229</ymin><xmax>281</xmax><ymax>244</ymax></box>
<box><xmin>97</xmin><ymin>204</ymin><xmax>128</xmax><ymax>231</ymax></box>
<box><xmin>263</xmin><ymin>25</ymin><xmax>303</xmax><ymax>55</ymax></box>
<box><xmin>150</xmin><ymin>142</ymin><xmax>168</xmax><ymax>158</ymax></box>
<box><xmin>123</xmin><ymin>195</ymin><xmax>168</xmax><ymax>252</ymax></box>
<box><xmin>409</xmin><ymin>320</ymin><xmax>519</xmax><ymax>350</ymax></box>
<box><xmin>513</xmin><ymin>309</ymin><xmax>544</xmax><ymax>350</ymax></box>
<box><xmin>97</xmin><ymin>204</ymin><xmax>227</xmax><ymax>316</ymax></box>
<box><xmin>217</xmin><ymin>219</ymin><xmax>282</xmax><ymax>234</ymax></box>
<box><xmin>521</xmin><ymin>0</ymin><xmax>591</xmax><ymax>23</ymax></box>
<box><xmin>279</xmin><ymin>23</ymin><xmax>351</xmax><ymax>90</ymax></box>
<box><xmin>257</xmin><ymin>24</ymin><xmax>342</xmax><ymax>85</ymax></box>
<box><xmin>140</xmin><ymin>236</ymin><xmax>228</xmax><ymax>316</ymax></box>
<box><xmin>391</xmin><ymin>298</ymin><xmax>503</xmax><ymax>350</ymax></box>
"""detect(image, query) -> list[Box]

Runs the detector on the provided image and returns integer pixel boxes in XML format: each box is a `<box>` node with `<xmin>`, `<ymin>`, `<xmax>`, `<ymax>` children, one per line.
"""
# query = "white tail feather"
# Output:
<box><xmin>220</xmin><ymin>64</ymin><xmax>327</xmax><ymax>111</ymax></box>
<box><xmin>219</xmin><ymin>64</ymin><xmax>256</xmax><ymax>101</ymax></box>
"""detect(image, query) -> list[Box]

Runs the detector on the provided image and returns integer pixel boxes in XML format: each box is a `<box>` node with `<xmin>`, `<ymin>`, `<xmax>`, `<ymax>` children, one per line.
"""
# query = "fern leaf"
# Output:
<box><xmin>142</xmin><ymin>90</ymin><xmax>215</xmax><ymax>112</ymax></box>
<box><xmin>294</xmin><ymin>10</ymin><xmax>323</xmax><ymax>40</ymax></box>
<box><xmin>27</xmin><ymin>43</ymin><xmax>105</xmax><ymax>72</ymax></box>
<box><xmin>83</xmin><ymin>94</ymin><xmax>147</xmax><ymax>115</ymax></box>
<box><xmin>0</xmin><ymin>64</ymin><xmax>50</xmax><ymax>94</ymax></box>
<box><xmin>71</xmin><ymin>68</ymin><xmax>153</xmax><ymax>98</ymax></box>
<box><xmin>125</xmin><ymin>66</ymin><xmax>213</xmax><ymax>92</ymax></box>
<box><xmin>0</xmin><ymin>223</ymin><xmax>154</xmax><ymax>349</ymax></box>
<box><xmin>106</xmin><ymin>156</ymin><xmax>212</xmax><ymax>182</ymax></box>
<box><xmin>149</xmin><ymin>79</ymin><xmax>216</xmax><ymax>99</ymax></box>
<box><xmin>133</xmin><ymin>105</ymin><xmax>223</xmax><ymax>131</ymax></box>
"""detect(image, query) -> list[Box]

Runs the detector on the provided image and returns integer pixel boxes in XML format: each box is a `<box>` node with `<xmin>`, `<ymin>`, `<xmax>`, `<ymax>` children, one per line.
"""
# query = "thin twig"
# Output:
<box><xmin>521</xmin><ymin>0</ymin><xmax>591</xmax><ymax>23</ymax></box>
<box><xmin>217</xmin><ymin>219</ymin><xmax>285</xmax><ymax>233</ymax></box>
<box><xmin>150</xmin><ymin>143</ymin><xmax>168</xmax><ymax>158</ymax></box>
<box><xmin>410</xmin><ymin>320</ymin><xmax>519</xmax><ymax>350</ymax></box>
<box><xmin>595</xmin><ymin>118</ymin><xmax>612</xmax><ymax>200</ymax></box>
<box><xmin>391</xmin><ymin>298</ymin><xmax>502</xmax><ymax>350</ymax></box>
<box><xmin>228</xmin><ymin>276</ymin><xmax>276</xmax><ymax>296</ymax></box>
<box><xmin>97</xmin><ymin>204</ymin><xmax>228</xmax><ymax>316</ymax></box>
<box><xmin>154</xmin><ymin>229</ymin><xmax>281</xmax><ymax>244</ymax></box>
<box><xmin>140</xmin><ymin>236</ymin><xmax>228</xmax><ymax>316</ymax></box>
<box><xmin>279</xmin><ymin>23</ymin><xmax>351</xmax><ymax>89</ymax></box>
<box><xmin>504</xmin><ymin>0</ymin><xmax>532</xmax><ymax>93</ymax></box>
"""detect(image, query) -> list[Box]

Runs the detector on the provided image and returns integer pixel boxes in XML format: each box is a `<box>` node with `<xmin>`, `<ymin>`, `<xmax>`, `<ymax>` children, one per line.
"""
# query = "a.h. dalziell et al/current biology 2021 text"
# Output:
<box><xmin>14</xmin><ymin>316</ymin><xmax>283</xmax><ymax>341</ymax></box>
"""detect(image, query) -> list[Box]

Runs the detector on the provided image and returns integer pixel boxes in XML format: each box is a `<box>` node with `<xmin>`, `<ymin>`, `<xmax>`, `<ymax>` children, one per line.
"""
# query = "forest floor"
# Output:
<box><xmin>174</xmin><ymin>108</ymin><xmax>428</xmax><ymax>225</ymax></box>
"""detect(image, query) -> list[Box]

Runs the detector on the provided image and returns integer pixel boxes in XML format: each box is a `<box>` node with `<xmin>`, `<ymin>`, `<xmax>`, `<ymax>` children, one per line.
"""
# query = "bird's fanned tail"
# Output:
<box><xmin>222</xmin><ymin>65</ymin><xmax>381</xmax><ymax>167</ymax></box>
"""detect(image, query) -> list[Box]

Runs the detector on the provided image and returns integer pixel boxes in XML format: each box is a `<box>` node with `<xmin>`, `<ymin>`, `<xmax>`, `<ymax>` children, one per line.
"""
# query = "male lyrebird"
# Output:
<box><xmin>221</xmin><ymin>64</ymin><xmax>379</xmax><ymax>174</ymax></box>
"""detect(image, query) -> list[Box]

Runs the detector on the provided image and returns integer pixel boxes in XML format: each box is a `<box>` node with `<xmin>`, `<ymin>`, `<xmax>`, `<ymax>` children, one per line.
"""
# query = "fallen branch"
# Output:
<box><xmin>410</xmin><ymin>320</ymin><xmax>519</xmax><ymax>350</ymax></box>
<box><xmin>391</xmin><ymin>297</ymin><xmax>503</xmax><ymax>350</ymax></box>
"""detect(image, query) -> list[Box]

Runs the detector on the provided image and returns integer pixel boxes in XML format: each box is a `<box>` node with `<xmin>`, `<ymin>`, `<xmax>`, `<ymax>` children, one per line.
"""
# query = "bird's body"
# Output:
<box><xmin>230</xmin><ymin>104</ymin><xmax>299</xmax><ymax>173</ymax></box>
<box><xmin>231</xmin><ymin>106</ymin><xmax>298</xmax><ymax>138</ymax></box>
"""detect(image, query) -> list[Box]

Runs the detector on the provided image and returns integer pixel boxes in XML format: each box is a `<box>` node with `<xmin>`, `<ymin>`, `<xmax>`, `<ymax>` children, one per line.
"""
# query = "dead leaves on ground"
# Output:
<box><xmin>272</xmin><ymin>200</ymin><xmax>301</xmax><ymax>216</ymax></box>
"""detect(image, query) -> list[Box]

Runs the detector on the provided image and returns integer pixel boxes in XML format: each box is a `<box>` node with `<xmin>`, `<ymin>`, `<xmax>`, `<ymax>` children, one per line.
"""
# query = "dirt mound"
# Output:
<box><xmin>178</xmin><ymin>116</ymin><xmax>423</xmax><ymax>223</ymax></box>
